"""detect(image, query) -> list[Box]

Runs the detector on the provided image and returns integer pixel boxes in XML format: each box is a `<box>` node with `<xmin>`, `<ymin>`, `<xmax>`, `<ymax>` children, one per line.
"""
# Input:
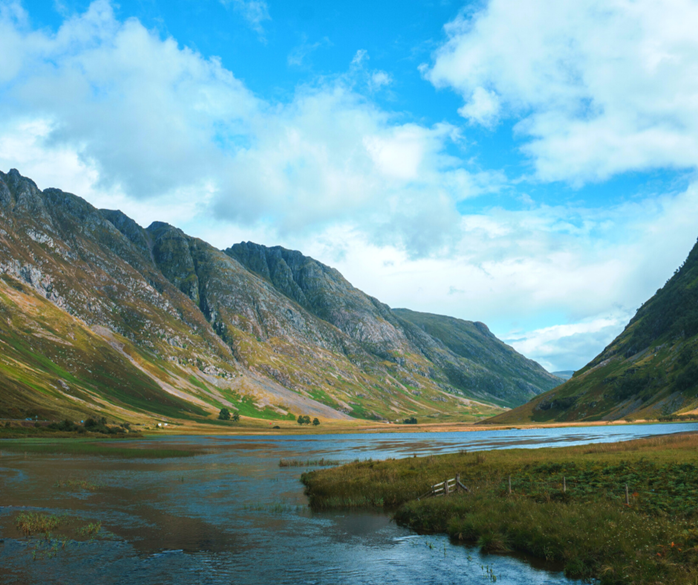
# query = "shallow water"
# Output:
<box><xmin>2</xmin><ymin>422</ymin><xmax>697</xmax><ymax>584</ymax></box>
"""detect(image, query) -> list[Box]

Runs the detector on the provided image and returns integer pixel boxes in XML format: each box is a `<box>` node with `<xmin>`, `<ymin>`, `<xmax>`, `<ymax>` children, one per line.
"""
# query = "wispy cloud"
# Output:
<box><xmin>221</xmin><ymin>0</ymin><xmax>270</xmax><ymax>36</ymax></box>
<box><xmin>287</xmin><ymin>35</ymin><xmax>331</xmax><ymax>67</ymax></box>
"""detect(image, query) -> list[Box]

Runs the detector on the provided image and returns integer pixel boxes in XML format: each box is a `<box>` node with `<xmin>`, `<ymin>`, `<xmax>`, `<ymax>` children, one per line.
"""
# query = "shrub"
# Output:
<box><xmin>218</xmin><ymin>408</ymin><xmax>231</xmax><ymax>420</ymax></box>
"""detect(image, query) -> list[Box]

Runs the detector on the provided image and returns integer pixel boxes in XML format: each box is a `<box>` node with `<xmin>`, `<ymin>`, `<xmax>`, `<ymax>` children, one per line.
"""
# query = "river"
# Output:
<box><xmin>2</xmin><ymin>422</ymin><xmax>697</xmax><ymax>584</ymax></box>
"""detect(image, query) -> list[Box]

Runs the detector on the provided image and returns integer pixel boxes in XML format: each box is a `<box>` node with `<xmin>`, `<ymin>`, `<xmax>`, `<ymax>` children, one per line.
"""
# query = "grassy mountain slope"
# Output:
<box><xmin>0</xmin><ymin>169</ymin><xmax>555</xmax><ymax>425</ymax></box>
<box><xmin>489</xmin><ymin>238</ymin><xmax>698</xmax><ymax>423</ymax></box>
<box><xmin>392</xmin><ymin>309</ymin><xmax>561</xmax><ymax>405</ymax></box>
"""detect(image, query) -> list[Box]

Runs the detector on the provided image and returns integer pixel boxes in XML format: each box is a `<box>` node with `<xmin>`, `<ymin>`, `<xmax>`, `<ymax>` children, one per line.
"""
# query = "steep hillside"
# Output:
<box><xmin>489</xmin><ymin>238</ymin><xmax>698</xmax><ymax>423</ymax></box>
<box><xmin>392</xmin><ymin>309</ymin><xmax>561</xmax><ymax>405</ymax></box>
<box><xmin>0</xmin><ymin>169</ymin><xmax>556</xmax><ymax>425</ymax></box>
<box><xmin>227</xmin><ymin>243</ymin><xmax>560</xmax><ymax>407</ymax></box>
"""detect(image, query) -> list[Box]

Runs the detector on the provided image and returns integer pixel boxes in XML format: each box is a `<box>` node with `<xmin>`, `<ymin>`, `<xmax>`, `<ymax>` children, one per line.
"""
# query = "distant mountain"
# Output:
<box><xmin>489</xmin><ymin>238</ymin><xmax>698</xmax><ymax>423</ymax></box>
<box><xmin>0</xmin><ymin>169</ymin><xmax>559</xmax><ymax>424</ymax></box>
<box><xmin>552</xmin><ymin>371</ymin><xmax>575</xmax><ymax>381</ymax></box>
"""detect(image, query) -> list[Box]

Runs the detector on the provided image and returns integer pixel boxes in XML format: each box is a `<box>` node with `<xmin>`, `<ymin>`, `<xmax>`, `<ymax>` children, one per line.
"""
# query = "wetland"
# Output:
<box><xmin>2</xmin><ymin>423</ymin><xmax>698</xmax><ymax>584</ymax></box>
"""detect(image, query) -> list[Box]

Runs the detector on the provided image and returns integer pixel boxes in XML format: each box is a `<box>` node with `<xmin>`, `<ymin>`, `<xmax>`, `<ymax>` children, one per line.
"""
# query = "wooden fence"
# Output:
<box><xmin>420</xmin><ymin>473</ymin><xmax>634</xmax><ymax>505</ymax></box>
<box><xmin>419</xmin><ymin>473</ymin><xmax>470</xmax><ymax>500</ymax></box>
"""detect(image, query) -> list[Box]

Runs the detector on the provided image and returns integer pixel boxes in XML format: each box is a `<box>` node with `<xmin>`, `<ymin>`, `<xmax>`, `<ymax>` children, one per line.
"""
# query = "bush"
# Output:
<box><xmin>48</xmin><ymin>419</ymin><xmax>79</xmax><ymax>432</ymax></box>
<box><xmin>83</xmin><ymin>417</ymin><xmax>118</xmax><ymax>434</ymax></box>
<box><xmin>218</xmin><ymin>408</ymin><xmax>231</xmax><ymax>420</ymax></box>
<box><xmin>312</xmin><ymin>418</ymin><xmax>320</xmax><ymax>426</ymax></box>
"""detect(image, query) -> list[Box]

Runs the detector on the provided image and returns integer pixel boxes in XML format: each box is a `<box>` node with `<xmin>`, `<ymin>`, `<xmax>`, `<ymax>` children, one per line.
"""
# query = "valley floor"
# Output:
<box><xmin>1</xmin><ymin>415</ymin><xmax>681</xmax><ymax>439</ymax></box>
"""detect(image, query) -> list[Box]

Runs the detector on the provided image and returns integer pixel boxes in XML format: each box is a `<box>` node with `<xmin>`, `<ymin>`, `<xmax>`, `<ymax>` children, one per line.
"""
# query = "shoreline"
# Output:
<box><xmin>2</xmin><ymin>416</ymin><xmax>693</xmax><ymax>440</ymax></box>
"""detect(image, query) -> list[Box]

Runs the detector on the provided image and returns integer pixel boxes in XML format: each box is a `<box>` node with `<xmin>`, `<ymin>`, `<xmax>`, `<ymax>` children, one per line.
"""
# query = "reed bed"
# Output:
<box><xmin>279</xmin><ymin>457</ymin><xmax>341</xmax><ymax>468</ymax></box>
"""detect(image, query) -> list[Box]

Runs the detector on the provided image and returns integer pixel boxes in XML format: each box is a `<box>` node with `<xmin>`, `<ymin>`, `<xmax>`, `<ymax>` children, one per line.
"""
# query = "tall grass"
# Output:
<box><xmin>302</xmin><ymin>433</ymin><xmax>698</xmax><ymax>584</ymax></box>
<box><xmin>279</xmin><ymin>458</ymin><xmax>340</xmax><ymax>467</ymax></box>
<box><xmin>16</xmin><ymin>513</ymin><xmax>61</xmax><ymax>536</ymax></box>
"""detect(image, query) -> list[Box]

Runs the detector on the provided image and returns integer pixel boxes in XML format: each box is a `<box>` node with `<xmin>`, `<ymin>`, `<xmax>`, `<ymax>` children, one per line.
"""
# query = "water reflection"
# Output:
<box><xmin>2</xmin><ymin>422</ymin><xmax>697</xmax><ymax>584</ymax></box>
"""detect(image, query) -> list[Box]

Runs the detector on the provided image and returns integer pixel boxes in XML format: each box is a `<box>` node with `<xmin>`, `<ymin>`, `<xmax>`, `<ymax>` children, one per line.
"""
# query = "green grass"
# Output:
<box><xmin>279</xmin><ymin>458</ymin><xmax>341</xmax><ymax>467</ymax></box>
<box><xmin>16</xmin><ymin>513</ymin><xmax>62</xmax><ymax>536</ymax></box>
<box><xmin>0</xmin><ymin>438</ymin><xmax>196</xmax><ymax>458</ymax></box>
<box><xmin>217</xmin><ymin>389</ymin><xmax>296</xmax><ymax>421</ymax></box>
<box><xmin>302</xmin><ymin>433</ymin><xmax>698</xmax><ymax>584</ymax></box>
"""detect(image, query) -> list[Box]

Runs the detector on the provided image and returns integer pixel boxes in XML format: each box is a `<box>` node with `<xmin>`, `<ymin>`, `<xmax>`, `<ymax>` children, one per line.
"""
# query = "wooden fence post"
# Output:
<box><xmin>444</xmin><ymin>477</ymin><xmax>450</xmax><ymax>497</ymax></box>
<box><xmin>508</xmin><ymin>475</ymin><xmax>512</xmax><ymax>495</ymax></box>
<box><xmin>625</xmin><ymin>483</ymin><xmax>629</xmax><ymax>505</ymax></box>
<box><xmin>563</xmin><ymin>476</ymin><xmax>566</xmax><ymax>493</ymax></box>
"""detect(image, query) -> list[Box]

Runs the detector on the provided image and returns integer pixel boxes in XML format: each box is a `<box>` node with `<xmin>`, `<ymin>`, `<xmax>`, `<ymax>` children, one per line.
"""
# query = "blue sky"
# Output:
<box><xmin>2</xmin><ymin>0</ymin><xmax>698</xmax><ymax>372</ymax></box>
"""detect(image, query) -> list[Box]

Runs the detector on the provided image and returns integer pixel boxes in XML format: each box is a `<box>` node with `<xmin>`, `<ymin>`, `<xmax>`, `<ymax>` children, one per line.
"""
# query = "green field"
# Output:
<box><xmin>0</xmin><ymin>438</ymin><xmax>196</xmax><ymax>458</ymax></box>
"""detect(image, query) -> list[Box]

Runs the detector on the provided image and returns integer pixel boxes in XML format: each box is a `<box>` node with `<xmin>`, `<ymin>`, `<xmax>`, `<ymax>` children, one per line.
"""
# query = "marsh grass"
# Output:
<box><xmin>0</xmin><ymin>439</ymin><xmax>196</xmax><ymax>458</ymax></box>
<box><xmin>242</xmin><ymin>502</ymin><xmax>304</xmax><ymax>513</ymax></box>
<box><xmin>16</xmin><ymin>512</ymin><xmax>61</xmax><ymax>536</ymax></box>
<box><xmin>77</xmin><ymin>522</ymin><xmax>102</xmax><ymax>537</ymax></box>
<box><xmin>13</xmin><ymin>511</ymin><xmax>109</xmax><ymax>560</ymax></box>
<box><xmin>302</xmin><ymin>432</ymin><xmax>698</xmax><ymax>584</ymax></box>
<box><xmin>279</xmin><ymin>457</ymin><xmax>340</xmax><ymax>468</ymax></box>
<box><xmin>53</xmin><ymin>478</ymin><xmax>102</xmax><ymax>491</ymax></box>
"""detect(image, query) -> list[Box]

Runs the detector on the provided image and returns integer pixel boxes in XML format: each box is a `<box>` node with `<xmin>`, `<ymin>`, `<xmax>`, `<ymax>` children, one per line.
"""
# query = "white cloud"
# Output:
<box><xmin>369</xmin><ymin>71</ymin><xmax>392</xmax><ymax>92</ymax></box>
<box><xmin>504</xmin><ymin>316</ymin><xmax>630</xmax><ymax>372</ymax></box>
<box><xmin>0</xmin><ymin>1</ymin><xmax>498</xmax><ymax>255</ymax></box>
<box><xmin>457</xmin><ymin>86</ymin><xmax>500</xmax><ymax>127</ymax></box>
<box><xmin>427</xmin><ymin>0</ymin><xmax>698</xmax><ymax>183</ymax></box>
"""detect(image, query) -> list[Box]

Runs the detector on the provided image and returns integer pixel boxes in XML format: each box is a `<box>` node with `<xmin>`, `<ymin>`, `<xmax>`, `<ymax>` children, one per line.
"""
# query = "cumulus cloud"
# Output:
<box><xmin>427</xmin><ymin>0</ymin><xmax>698</xmax><ymax>183</ymax></box>
<box><xmin>0</xmin><ymin>2</ymin><xmax>496</xmax><ymax>256</ymax></box>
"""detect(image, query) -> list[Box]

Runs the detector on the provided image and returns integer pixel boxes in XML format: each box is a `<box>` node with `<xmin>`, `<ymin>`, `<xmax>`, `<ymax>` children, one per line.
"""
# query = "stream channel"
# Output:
<box><xmin>2</xmin><ymin>422</ymin><xmax>698</xmax><ymax>584</ymax></box>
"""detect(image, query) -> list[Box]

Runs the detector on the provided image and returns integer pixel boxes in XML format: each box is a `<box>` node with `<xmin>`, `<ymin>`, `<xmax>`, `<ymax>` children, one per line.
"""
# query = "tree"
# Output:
<box><xmin>297</xmin><ymin>415</ymin><xmax>311</xmax><ymax>425</ymax></box>
<box><xmin>402</xmin><ymin>417</ymin><xmax>418</xmax><ymax>425</ymax></box>
<box><xmin>218</xmin><ymin>408</ymin><xmax>231</xmax><ymax>420</ymax></box>
<box><xmin>312</xmin><ymin>418</ymin><xmax>320</xmax><ymax>426</ymax></box>
<box><xmin>232</xmin><ymin>412</ymin><xmax>240</xmax><ymax>422</ymax></box>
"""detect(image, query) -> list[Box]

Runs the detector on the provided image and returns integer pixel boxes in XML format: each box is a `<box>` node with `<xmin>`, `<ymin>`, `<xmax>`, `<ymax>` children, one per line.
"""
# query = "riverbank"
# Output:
<box><xmin>302</xmin><ymin>433</ymin><xmax>698</xmax><ymax>584</ymax></box>
<box><xmin>3</xmin><ymin>414</ymin><xmax>685</xmax><ymax>438</ymax></box>
<box><xmin>106</xmin><ymin>416</ymin><xmax>677</xmax><ymax>437</ymax></box>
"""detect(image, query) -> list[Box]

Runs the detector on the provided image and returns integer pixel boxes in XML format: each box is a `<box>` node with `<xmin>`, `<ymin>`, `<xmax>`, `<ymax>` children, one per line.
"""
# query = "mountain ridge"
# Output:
<box><xmin>0</xmin><ymin>168</ymin><xmax>560</xmax><ymax>425</ymax></box>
